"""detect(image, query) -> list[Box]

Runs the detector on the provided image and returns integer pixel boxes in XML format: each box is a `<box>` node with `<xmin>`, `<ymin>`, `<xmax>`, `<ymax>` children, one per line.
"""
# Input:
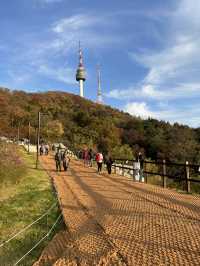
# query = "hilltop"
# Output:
<box><xmin>0</xmin><ymin>88</ymin><xmax>200</xmax><ymax>163</ymax></box>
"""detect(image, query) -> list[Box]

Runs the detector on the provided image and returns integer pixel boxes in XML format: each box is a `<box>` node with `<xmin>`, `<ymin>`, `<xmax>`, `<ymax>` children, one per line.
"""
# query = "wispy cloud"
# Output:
<box><xmin>38</xmin><ymin>64</ymin><xmax>76</xmax><ymax>84</ymax></box>
<box><xmin>3</xmin><ymin>13</ymin><xmax>122</xmax><ymax>88</ymax></box>
<box><xmin>124</xmin><ymin>101</ymin><xmax>200</xmax><ymax>127</ymax></box>
<box><xmin>52</xmin><ymin>15</ymin><xmax>97</xmax><ymax>33</ymax></box>
<box><xmin>107</xmin><ymin>82</ymin><xmax>200</xmax><ymax>101</ymax></box>
<box><xmin>107</xmin><ymin>0</ymin><xmax>200</xmax><ymax>127</ymax></box>
<box><xmin>51</xmin><ymin>14</ymin><xmax>121</xmax><ymax>52</ymax></box>
<box><xmin>36</xmin><ymin>0</ymin><xmax>63</xmax><ymax>4</ymax></box>
<box><xmin>124</xmin><ymin>102</ymin><xmax>154</xmax><ymax>119</ymax></box>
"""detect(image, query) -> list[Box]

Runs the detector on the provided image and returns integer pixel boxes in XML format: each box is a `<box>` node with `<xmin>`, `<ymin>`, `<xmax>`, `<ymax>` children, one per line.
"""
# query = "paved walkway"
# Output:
<box><xmin>35</xmin><ymin>156</ymin><xmax>200</xmax><ymax>265</ymax></box>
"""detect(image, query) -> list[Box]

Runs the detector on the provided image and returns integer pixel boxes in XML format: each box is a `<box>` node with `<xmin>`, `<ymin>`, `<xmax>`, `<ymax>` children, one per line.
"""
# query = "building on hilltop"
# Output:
<box><xmin>76</xmin><ymin>42</ymin><xmax>86</xmax><ymax>98</ymax></box>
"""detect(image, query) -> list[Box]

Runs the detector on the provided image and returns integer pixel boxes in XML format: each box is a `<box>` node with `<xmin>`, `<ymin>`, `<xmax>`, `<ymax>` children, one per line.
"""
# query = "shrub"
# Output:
<box><xmin>0</xmin><ymin>143</ymin><xmax>26</xmax><ymax>184</ymax></box>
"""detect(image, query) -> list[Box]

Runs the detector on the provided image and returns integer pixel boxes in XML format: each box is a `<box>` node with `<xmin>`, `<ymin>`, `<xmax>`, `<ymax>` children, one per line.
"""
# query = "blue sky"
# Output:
<box><xmin>0</xmin><ymin>0</ymin><xmax>200</xmax><ymax>127</ymax></box>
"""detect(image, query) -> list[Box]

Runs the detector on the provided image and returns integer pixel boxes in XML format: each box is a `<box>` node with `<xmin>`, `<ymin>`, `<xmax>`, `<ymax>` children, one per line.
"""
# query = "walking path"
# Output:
<box><xmin>34</xmin><ymin>156</ymin><xmax>200</xmax><ymax>265</ymax></box>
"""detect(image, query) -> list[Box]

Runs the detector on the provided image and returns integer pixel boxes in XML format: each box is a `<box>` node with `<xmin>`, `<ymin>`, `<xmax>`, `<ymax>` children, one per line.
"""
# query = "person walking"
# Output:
<box><xmin>88</xmin><ymin>149</ymin><xmax>93</xmax><ymax>167</ymax></box>
<box><xmin>83</xmin><ymin>149</ymin><xmax>89</xmax><ymax>167</ymax></box>
<box><xmin>45</xmin><ymin>144</ymin><xmax>49</xmax><ymax>155</ymax></box>
<box><xmin>105</xmin><ymin>156</ymin><xmax>113</xmax><ymax>174</ymax></box>
<box><xmin>40</xmin><ymin>145</ymin><xmax>44</xmax><ymax>155</ymax></box>
<box><xmin>55</xmin><ymin>150</ymin><xmax>62</xmax><ymax>172</ymax></box>
<box><xmin>137</xmin><ymin>152</ymin><xmax>144</xmax><ymax>182</ymax></box>
<box><xmin>95</xmin><ymin>152</ymin><xmax>103</xmax><ymax>173</ymax></box>
<box><xmin>62</xmin><ymin>151</ymin><xmax>70</xmax><ymax>171</ymax></box>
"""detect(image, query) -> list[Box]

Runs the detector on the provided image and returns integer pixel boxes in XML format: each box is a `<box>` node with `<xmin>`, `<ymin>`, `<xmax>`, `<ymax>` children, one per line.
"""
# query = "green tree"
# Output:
<box><xmin>43</xmin><ymin>120</ymin><xmax>64</xmax><ymax>142</ymax></box>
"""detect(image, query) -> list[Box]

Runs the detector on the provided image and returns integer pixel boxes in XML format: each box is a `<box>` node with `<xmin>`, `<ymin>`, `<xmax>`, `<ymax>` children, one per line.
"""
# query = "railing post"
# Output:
<box><xmin>114</xmin><ymin>163</ymin><xmax>117</xmax><ymax>174</ymax></box>
<box><xmin>132</xmin><ymin>161</ymin><xmax>135</xmax><ymax>181</ymax></box>
<box><xmin>162</xmin><ymin>160</ymin><xmax>167</xmax><ymax>188</ymax></box>
<box><xmin>185</xmin><ymin>161</ymin><xmax>190</xmax><ymax>193</ymax></box>
<box><xmin>122</xmin><ymin>161</ymin><xmax>125</xmax><ymax>176</ymax></box>
<box><xmin>144</xmin><ymin>161</ymin><xmax>147</xmax><ymax>183</ymax></box>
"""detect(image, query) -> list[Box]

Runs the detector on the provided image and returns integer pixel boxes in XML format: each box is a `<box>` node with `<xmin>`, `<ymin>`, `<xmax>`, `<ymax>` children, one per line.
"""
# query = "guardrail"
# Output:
<box><xmin>113</xmin><ymin>158</ymin><xmax>200</xmax><ymax>193</ymax></box>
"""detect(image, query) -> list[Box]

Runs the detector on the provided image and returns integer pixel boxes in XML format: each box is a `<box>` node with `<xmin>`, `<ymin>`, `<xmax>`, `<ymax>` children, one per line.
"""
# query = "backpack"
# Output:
<box><xmin>96</xmin><ymin>153</ymin><xmax>103</xmax><ymax>163</ymax></box>
<box><xmin>55</xmin><ymin>152</ymin><xmax>61</xmax><ymax>161</ymax></box>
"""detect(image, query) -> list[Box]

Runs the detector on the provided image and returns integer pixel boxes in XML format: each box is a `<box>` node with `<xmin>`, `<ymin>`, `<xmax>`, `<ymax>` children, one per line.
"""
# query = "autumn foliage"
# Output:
<box><xmin>0</xmin><ymin>88</ymin><xmax>200</xmax><ymax>163</ymax></box>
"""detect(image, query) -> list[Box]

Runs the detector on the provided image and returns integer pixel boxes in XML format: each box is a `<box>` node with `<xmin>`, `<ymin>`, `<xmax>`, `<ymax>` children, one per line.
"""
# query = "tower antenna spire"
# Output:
<box><xmin>97</xmin><ymin>64</ymin><xmax>103</xmax><ymax>104</ymax></box>
<box><xmin>79</xmin><ymin>40</ymin><xmax>83</xmax><ymax>66</ymax></box>
<box><xmin>76</xmin><ymin>41</ymin><xmax>86</xmax><ymax>97</ymax></box>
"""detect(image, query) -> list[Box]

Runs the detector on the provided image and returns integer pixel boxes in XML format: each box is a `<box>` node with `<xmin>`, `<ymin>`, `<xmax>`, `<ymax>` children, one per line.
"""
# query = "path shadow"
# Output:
<box><xmin>102</xmin><ymin>174</ymin><xmax>200</xmax><ymax>222</ymax></box>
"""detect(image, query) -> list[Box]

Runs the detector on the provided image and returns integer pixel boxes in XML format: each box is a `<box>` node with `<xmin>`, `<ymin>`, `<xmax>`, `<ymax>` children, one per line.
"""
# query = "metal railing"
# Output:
<box><xmin>0</xmin><ymin>201</ymin><xmax>62</xmax><ymax>265</ymax></box>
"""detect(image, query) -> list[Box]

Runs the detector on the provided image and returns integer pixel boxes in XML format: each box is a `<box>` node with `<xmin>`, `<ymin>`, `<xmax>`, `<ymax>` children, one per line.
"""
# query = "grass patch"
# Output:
<box><xmin>0</xmin><ymin>145</ymin><xmax>65</xmax><ymax>266</ymax></box>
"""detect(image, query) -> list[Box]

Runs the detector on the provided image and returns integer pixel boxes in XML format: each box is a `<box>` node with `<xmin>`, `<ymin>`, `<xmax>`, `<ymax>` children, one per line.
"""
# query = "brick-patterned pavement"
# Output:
<box><xmin>35</xmin><ymin>156</ymin><xmax>200</xmax><ymax>265</ymax></box>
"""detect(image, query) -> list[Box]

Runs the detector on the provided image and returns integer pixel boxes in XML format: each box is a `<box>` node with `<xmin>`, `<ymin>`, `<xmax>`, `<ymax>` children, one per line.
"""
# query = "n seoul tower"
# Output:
<box><xmin>76</xmin><ymin>42</ymin><xmax>86</xmax><ymax>97</ymax></box>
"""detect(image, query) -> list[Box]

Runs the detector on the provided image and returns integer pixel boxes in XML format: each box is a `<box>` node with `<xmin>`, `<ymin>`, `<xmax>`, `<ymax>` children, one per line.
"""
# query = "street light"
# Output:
<box><xmin>36</xmin><ymin>112</ymin><xmax>41</xmax><ymax>169</ymax></box>
<box><xmin>27</xmin><ymin>121</ymin><xmax>31</xmax><ymax>154</ymax></box>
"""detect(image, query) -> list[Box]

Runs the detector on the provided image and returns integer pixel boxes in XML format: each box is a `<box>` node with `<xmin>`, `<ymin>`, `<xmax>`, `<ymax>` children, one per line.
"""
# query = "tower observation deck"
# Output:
<box><xmin>76</xmin><ymin>42</ymin><xmax>86</xmax><ymax>97</ymax></box>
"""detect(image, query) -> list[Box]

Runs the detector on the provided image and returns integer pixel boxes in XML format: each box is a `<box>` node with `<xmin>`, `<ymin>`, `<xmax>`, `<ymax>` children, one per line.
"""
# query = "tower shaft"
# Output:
<box><xmin>79</xmin><ymin>79</ymin><xmax>84</xmax><ymax>97</ymax></box>
<box><xmin>76</xmin><ymin>42</ymin><xmax>86</xmax><ymax>97</ymax></box>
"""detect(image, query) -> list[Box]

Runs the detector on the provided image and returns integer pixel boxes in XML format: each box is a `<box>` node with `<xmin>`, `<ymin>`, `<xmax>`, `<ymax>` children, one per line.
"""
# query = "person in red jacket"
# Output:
<box><xmin>95</xmin><ymin>152</ymin><xmax>103</xmax><ymax>173</ymax></box>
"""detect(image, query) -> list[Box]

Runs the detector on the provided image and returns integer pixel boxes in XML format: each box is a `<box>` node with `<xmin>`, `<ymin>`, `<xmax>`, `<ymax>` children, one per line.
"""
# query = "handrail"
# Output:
<box><xmin>112</xmin><ymin>163</ymin><xmax>200</xmax><ymax>184</ymax></box>
<box><xmin>114</xmin><ymin>158</ymin><xmax>200</xmax><ymax>168</ymax></box>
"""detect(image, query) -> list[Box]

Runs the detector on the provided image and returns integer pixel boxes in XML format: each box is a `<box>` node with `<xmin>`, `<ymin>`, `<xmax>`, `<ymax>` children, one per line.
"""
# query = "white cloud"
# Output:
<box><xmin>52</xmin><ymin>15</ymin><xmax>97</xmax><ymax>33</ymax></box>
<box><xmin>20</xmin><ymin>13</ymin><xmax>120</xmax><ymax>73</ymax></box>
<box><xmin>107</xmin><ymin>82</ymin><xmax>200</xmax><ymax>101</ymax></box>
<box><xmin>38</xmin><ymin>64</ymin><xmax>76</xmax><ymax>84</ymax></box>
<box><xmin>107</xmin><ymin>0</ymin><xmax>200</xmax><ymax>126</ymax></box>
<box><xmin>37</xmin><ymin>0</ymin><xmax>63</xmax><ymax>4</ymax></box>
<box><xmin>2</xmin><ymin>12</ymin><xmax>121</xmax><ymax>91</ymax></box>
<box><xmin>31</xmin><ymin>13</ymin><xmax>119</xmax><ymax>83</ymax></box>
<box><xmin>124</xmin><ymin>102</ymin><xmax>154</xmax><ymax>119</ymax></box>
<box><xmin>51</xmin><ymin>14</ymin><xmax>121</xmax><ymax>53</ymax></box>
<box><xmin>131</xmin><ymin>38</ymin><xmax>200</xmax><ymax>88</ymax></box>
<box><xmin>124</xmin><ymin>101</ymin><xmax>200</xmax><ymax>127</ymax></box>
<box><xmin>136</xmin><ymin>0</ymin><xmax>200</xmax><ymax>92</ymax></box>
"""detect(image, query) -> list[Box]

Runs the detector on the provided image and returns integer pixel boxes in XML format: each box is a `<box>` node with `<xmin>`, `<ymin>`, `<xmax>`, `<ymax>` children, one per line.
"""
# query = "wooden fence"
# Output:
<box><xmin>113</xmin><ymin>159</ymin><xmax>200</xmax><ymax>193</ymax></box>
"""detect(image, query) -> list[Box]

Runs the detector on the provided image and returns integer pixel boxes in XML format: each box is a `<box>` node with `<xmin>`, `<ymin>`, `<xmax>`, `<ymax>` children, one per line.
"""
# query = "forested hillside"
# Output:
<box><xmin>0</xmin><ymin>88</ymin><xmax>200</xmax><ymax>163</ymax></box>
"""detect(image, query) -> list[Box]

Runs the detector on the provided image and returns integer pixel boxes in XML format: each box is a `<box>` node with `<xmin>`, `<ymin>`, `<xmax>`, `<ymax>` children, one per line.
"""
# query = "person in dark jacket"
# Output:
<box><xmin>137</xmin><ymin>152</ymin><xmax>144</xmax><ymax>181</ymax></box>
<box><xmin>105</xmin><ymin>156</ymin><xmax>113</xmax><ymax>174</ymax></box>
<box><xmin>88</xmin><ymin>149</ymin><xmax>93</xmax><ymax>167</ymax></box>
<box><xmin>55</xmin><ymin>150</ymin><xmax>62</xmax><ymax>172</ymax></box>
<box><xmin>40</xmin><ymin>145</ymin><xmax>44</xmax><ymax>155</ymax></box>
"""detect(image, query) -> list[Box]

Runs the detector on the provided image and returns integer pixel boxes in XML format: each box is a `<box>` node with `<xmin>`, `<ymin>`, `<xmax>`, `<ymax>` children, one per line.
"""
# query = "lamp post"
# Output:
<box><xmin>36</xmin><ymin>112</ymin><xmax>41</xmax><ymax>169</ymax></box>
<box><xmin>35</xmin><ymin>112</ymin><xmax>48</xmax><ymax>169</ymax></box>
<box><xmin>28</xmin><ymin>121</ymin><xmax>31</xmax><ymax>154</ymax></box>
<box><xmin>17</xmin><ymin>123</ymin><xmax>20</xmax><ymax>143</ymax></box>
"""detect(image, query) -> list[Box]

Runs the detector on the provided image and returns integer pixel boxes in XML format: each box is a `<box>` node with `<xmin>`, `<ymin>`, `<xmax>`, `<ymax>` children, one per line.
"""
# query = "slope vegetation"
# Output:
<box><xmin>0</xmin><ymin>88</ymin><xmax>200</xmax><ymax>163</ymax></box>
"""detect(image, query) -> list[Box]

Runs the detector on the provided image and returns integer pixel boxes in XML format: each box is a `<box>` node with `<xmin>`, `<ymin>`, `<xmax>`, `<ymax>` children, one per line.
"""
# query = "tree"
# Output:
<box><xmin>43</xmin><ymin>120</ymin><xmax>64</xmax><ymax>142</ymax></box>
<box><xmin>111</xmin><ymin>144</ymin><xmax>133</xmax><ymax>159</ymax></box>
